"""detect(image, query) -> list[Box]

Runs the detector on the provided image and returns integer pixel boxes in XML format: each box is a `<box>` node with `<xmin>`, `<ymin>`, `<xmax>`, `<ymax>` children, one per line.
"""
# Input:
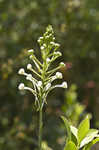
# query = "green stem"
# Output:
<box><xmin>38</xmin><ymin>108</ymin><xmax>43</xmax><ymax>150</ymax></box>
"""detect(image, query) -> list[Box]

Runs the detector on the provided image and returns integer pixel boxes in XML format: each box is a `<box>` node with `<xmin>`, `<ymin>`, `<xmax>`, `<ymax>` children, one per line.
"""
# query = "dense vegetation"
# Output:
<box><xmin>0</xmin><ymin>0</ymin><xmax>99</xmax><ymax>149</ymax></box>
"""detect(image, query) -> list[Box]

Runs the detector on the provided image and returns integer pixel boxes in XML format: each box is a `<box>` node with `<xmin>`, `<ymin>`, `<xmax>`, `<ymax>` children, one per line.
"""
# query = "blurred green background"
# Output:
<box><xmin>0</xmin><ymin>0</ymin><xmax>99</xmax><ymax>149</ymax></box>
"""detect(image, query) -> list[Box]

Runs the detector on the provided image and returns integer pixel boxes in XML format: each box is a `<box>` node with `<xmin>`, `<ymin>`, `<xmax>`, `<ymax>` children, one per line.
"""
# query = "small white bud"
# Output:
<box><xmin>46</xmin><ymin>58</ymin><xmax>51</xmax><ymax>63</ymax></box>
<box><xmin>55</xmin><ymin>43</ymin><xmax>60</xmax><ymax>47</ymax></box>
<box><xmin>60</xmin><ymin>62</ymin><xmax>65</xmax><ymax>67</ymax></box>
<box><xmin>45</xmin><ymin>83</ymin><xmax>51</xmax><ymax>91</ymax></box>
<box><xmin>26</xmin><ymin>74</ymin><xmax>32</xmax><ymax>80</ymax></box>
<box><xmin>54</xmin><ymin>51</ymin><xmax>62</xmax><ymax>56</ymax></box>
<box><xmin>30</xmin><ymin>55</ymin><xmax>33</xmax><ymax>60</ymax></box>
<box><xmin>38</xmin><ymin>81</ymin><xmax>42</xmax><ymax>87</ymax></box>
<box><xmin>43</xmin><ymin>44</ymin><xmax>46</xmax><ymax>47</ymax></box>
<box><xmin>18</xmin><ymin>83</ymin><xmax>25</xmax><ymax>90</ymax></box>
<box><xmin>53</xmin><ymin>37</ymin><xmax>55</xmax><ymax>40</ymax></box>
<box><xmin>39</xmin><ymin>37</ymin><xmax>43</xmax><ymax>40</ymax></box>
<box><xmin>56</xmin><ymin>72</ymin><xmax>63</xmax><ymax>79</ymax></box>
<box><xmin>28</xmin><ymin>49</ymin><xmax>34</xmax><ymax>54</ymax></box>
<box><xmin>50</xmin><ymin>41</ymin><xmax>55</xmax><ymax>45</ymax></box>
<box><xmin>46</xmin><ymin>35</ymin><xmax>49</xmax><ymax>39</ymax></box>
<box><xmin>37</xmin><ymin>39</ymin><xmax>40</xmax><ymax>43</ymax></box>
<box><xmin>27</xmin><ymin>64</ymin><xmax>32</xmax><ymax>70</ymax></box>
<box><xmin>38</xmin><ymin>37</ymin><xmax>43</xmax><ymax>43</ymax></box>
<box><xmin>41</xmin><ymin>46</ymin><xmax>44</xmax><ymax>50</ymax></box>
<box><xmin>61</xmin><ymin>82</ymin><xmax>67</xmax><ymax>88</ymax></box>
<box><xmin>18</xmin><ymin>68</ymin><xmax>25</xmax><ymax>75</ymax></box>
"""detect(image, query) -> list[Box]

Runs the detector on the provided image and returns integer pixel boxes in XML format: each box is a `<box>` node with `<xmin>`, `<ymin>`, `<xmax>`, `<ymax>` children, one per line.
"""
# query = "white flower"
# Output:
<box><xmin>56</xmin><ymin>72</ymin><xmax>63</xmax><ymax>79</ymax></box>
<box><xmin>46</xmin><ymin>58</ymin><xmax>51</xmax><ymax>63</ymax></box>
<box><xmin>43</xmin><ymin>44</ymin><xmax>46</xmax><ymax>47</ymax></box>
<box><xmin>38</xmin><ymin>37</ymin><xmax>43</xmax><ymax>43</ymax></box>
<box><xmin>41</xmin><ymin>46</ymin><xmax>44</xmax><ymax>50</ymax></box>
<box><xmin>60</xmin><ymin>62</ymin><xmax>65</xmax><ymax>67</ymax></box>
<box><xmin>26</xmin><ymin>74</ymin><xmax>32</xmax><ymax>80</ymax></box>
<box><xmin>45</xmin><ymin>83</ymin><xmax>51</xmax><ymax>91</ymax></box>
<box><xmin>18</xmin><ymin>83</ymin><xmax>25</xmax><ymax>90</ymax></box>
<box><xmin>27</xmin><ymin>64</ymin><xmax>32</xmax><ymax>70</ymax></box>
<box><xmin>38</xmin><ymin>81</ymin><xmax>42</xmax><ymax>87</ymax></box>
<box><xmin>18</xmin><ymin>68</ymin><xmax>25</xmax><ymax>75</ymax></box>
<box><xmin>61</xmin><ymin>82</ymin><xmax>67</xmax><ymax>88</ymax></box>
<box><xmin>50</xmin><ymin>41</ymin><xmax>55</xmax><ymax>45</ymax></box>
<box><xmin>53</xmin><ymin>37</ymin><xmax>55</xmax><ymax>40</ymax></box>
<box><xmin>39</xmin><ymin>37</ymin><xmax>43</xmax><ymax>40</ymax></box>
<box><xmin>54</xmin><ymin>51</ymin><xmax>62</xmax><ymax>56</ymax></box>
<box><xmin>37</xmin><ymin>39</ymin><xmax>40</xmax><ymax>43</ymax></box>
<box><xmin>28</xmin><ymin>49</ymin><xmax>34</xmax><ymax>54</ymax></box>
<box><xmin>55</xmin><ymin>43</ymin><xmax>60</xmax><ymax>47</ymax></box>
<box><xmin>46</xmin><ymin>35</ymin><xmax>49</xmax><ymax>39</ymax></box>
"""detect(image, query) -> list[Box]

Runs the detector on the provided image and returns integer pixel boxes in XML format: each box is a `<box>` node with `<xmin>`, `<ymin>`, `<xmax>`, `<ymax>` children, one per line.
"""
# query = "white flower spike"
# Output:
<box><xmin>18</xmin><ymin>25</ymin><xmax>68</xmax><ymax>110</ymax></box>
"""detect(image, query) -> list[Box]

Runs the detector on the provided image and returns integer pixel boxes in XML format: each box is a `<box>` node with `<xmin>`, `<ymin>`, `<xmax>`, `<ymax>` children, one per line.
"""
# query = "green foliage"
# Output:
<box><xmin>78</xmin><ymin>116</ymin><xmax>90</xmax><ymax>145</ymax></box>
<box><xmin>62</xmin><ymin>84</ymin><xmax>85</xmax><ymax>125</ymax></box>
<box><xmin>61</xmin><ymin>116</ymin><xmax>71</xmax><ymax>141</ymax></box>
<box><xmin>61</xmin><ymin>116</ymin><xmax>99</xmax><ymax>150</ymax></box>
<box><xmin>64</xmin><ymin>141</ymin><xmax>77</xmax><ymax>150</ymax></box>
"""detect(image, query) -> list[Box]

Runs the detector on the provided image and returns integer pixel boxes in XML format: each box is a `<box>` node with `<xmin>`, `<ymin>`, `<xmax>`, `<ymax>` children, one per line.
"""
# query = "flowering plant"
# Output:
<box><xmin>18</xmin><ymin>25</ymin><xmax>99</xmax><ymax>150</ymax></box>
<box><xmin>18</xmin><ymin>25</ymin><xmax>67</xmax><ymax>150</ymax></box>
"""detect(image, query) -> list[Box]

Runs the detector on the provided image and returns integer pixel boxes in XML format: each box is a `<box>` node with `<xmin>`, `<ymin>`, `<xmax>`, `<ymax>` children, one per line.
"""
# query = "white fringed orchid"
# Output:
<box><xmin>18</xmin><ymin>25</ymin><xmax>67</xmax><ymax>110</ymax></box>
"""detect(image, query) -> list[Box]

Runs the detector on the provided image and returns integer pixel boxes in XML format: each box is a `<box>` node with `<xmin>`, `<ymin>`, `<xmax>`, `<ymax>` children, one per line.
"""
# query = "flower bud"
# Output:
<box><xmin>18</xmin><ymin>83</ymin><xmax>25</xmax><ymax>90</ymax></box>
<box><xmin>43</xmin><ymin>44</ymin><xmax>47</xmax><ymax>47</ymax></box>
<box><xmin>59</xmin><ymin>62</ymin><xmax>65</xmax><ymax>67</ymax></box>
<box><xmin>37</xmin><ymin>37</ymin><xmax>43</xmax><ymax>43</ymax></box>
<box><xmin>55</xmin><ymin>43</ymin><xmax>60</xmax><ymax>47</ymax></box>
<box><xmin>61</xmin><ymin>82</ymin><xmax>67</xmax><ymax>88</ymax></box>
<box><xmin>50</xmin><ymin>41</ymin><xmax>55</xmax><ymax>45</ymax></box>
<box><xmin>28</xmin><ymin>49</ymin><xmax>34</xmax><ymax>54</ymax></box>
<box><xmin>18</xmin><ymin>68</ymin><xmax>25</xmax><ymax>75</ymax></box>
<box><xmin>38</xmin><ymin>81</ymin><xmax>42</xmax><ymax>87</ymax></box>
<box><xmin>39</xmin><ymin>37</ymin><xmax>43</xmax><ymax>40</ymax></box>
<box><xmin>46</xmin><ymin>35</ymin><xmax>49</xmax><ymax>39</ymax></box>
<box><xmin>41</xmin><ymin>46</ymin><xmax>44</xmax><ymax>50</ymax></box>
<box><xmin>54</xmin><ymin>51</ymin><xmax>62</xmax><ymax>57</ymax></box>
<box><xmin>27</xmin><ymin>64</ymin><xmax>32</xmax><ymax>70</ymax></box>
<box><xmin>46</xmin><ymin>58</ymin><xmax>51</xmax><ymax>63</ymax></box>
<box><xmin>56</xmin><ymin>72</ymin><xmax>63</xmax><ymax>79</ymax></box>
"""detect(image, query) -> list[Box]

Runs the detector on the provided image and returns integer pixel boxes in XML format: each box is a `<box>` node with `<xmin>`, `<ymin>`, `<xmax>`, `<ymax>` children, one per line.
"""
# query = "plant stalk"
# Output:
<box><xmin>38</xmin><ymin>108</ymin><xmax>43</xmax><ymax>150</ymax></box>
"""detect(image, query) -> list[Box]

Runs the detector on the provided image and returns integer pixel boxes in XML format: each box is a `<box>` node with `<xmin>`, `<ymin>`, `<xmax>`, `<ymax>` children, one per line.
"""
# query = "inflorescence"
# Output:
<box><xmin>18</xmin><ymin>25</ymin><xmax>67</xmax><ymax>110</ymax></box>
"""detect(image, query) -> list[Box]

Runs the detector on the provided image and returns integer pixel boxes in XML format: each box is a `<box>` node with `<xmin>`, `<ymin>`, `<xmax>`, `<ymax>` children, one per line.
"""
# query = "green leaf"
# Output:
<box><xmin>64</xmin><ymin>141</ymin><xmax>77</xmax><ymax>150</ymax></box>
<box><xmin>83</xmin><ymin>138</ymin><xmax>99</xmax><ymax>150</ymax></box>
<box><xmin>80</xmin><ymin>129</ymin><xmax>98</xmax><ymax>148</ymax></box>
<box><xmin>61</xmin><ymin>116</ymin><xmax>71</xmax><ymax>141</ymax></box>
<box><xmin>71</xmin><ymin>133</ymin><xmax>78</xmax><ymax>146</ymax></box>
<box><xmin>78</xmin><ymin>116</ymin><xmax>90</xmax><ymax>145</ymax></box>
<box><xmin>70</xmin><ymin>125</ymin><xmax>78</xmax><ymax>139</ymax></box>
